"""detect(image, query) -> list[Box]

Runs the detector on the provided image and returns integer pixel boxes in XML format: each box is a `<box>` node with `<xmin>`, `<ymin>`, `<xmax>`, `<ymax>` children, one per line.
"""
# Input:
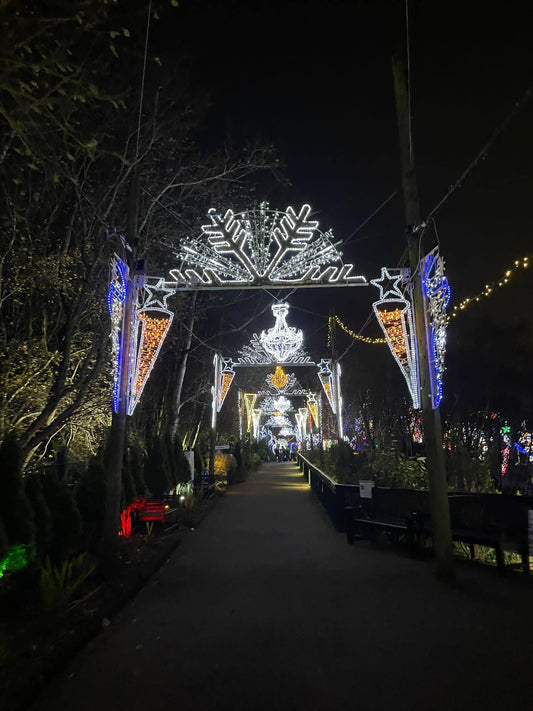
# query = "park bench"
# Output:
<box><xmin>447</xmin><ymin>495</ymin><xmax>530</xmax><ymax>574</ymax></box>
<box><xmin>137</xmin><ymin>499</ymin><xmax>178</xmax><ymax>535</ymax></box>
<box><xmin>346</xmin><ymin>488</ymin><xmax>429</xmax><ymax>553</ymax></box>
<box><xmin>346</xmin><ymin>489</ymin><xmax>531</xmax><ymax>574</ymax></box>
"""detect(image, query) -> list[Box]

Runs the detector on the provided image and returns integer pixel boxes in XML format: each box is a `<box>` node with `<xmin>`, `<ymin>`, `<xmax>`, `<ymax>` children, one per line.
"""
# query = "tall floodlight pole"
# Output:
<box><xmin>392</xmin><ymin>56</ymin><xmax>454</xmax><ymax>582</ymax></box>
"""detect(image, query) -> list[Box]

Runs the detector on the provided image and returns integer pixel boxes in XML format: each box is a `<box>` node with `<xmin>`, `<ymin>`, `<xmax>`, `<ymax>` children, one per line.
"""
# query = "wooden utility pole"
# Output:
<box><xmin>392</xmin><ymin>56</ymin><xmax>454</xmax><ymax>582</ymax></box>
<box><xmin>104</xmin><ymin>177</ymin><xmax>139</xmax><ymax>552</ymax></box>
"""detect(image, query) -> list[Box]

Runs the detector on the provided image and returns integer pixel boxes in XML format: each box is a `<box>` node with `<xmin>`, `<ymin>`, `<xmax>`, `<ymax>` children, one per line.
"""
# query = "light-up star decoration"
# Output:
<box><xmin>107</xmin><ymin>257</ymin><xmax>178</xmax><ymax>416</ymax></box>
<box><xmin>142</xmin><ymin>276</ymin><xmax>177</xmax><ymax>310</ymax></box>
<box><xmin>170</xmin><ymin>203</ymin><xmax>367</xmax><ymax>288</ymax></box>
<box><xmin>421</xmin><ymin>249</ymin><xmax>450</xmax><ymax>408</ymax></box>
<box><xmin>317</xmin><ymin>359</ymin><xmax>336</xmax><ymax>414</ymax></box>
<box><xmin>370</xmin><ymin>267</ymin><xmax>420</xmax><ymax>409</ymax></box>
<box><xmin>260</xmin><ymin>303</ymin><xmax>303</xmax><ymax>362</ymax></box>
<box><xmin>216</xmin><ymin>358</ymin><xmax>235</xmax><ymax>412</ymax></box>
<box><xmin>307</xmin><ymin>393</ymin><xmax>319</xmax><ymax>427</ymax></box>
<box><xmin>127</xmin><ymin>278</ymin><xmax>176</xmax><ymax>415</ymax></box>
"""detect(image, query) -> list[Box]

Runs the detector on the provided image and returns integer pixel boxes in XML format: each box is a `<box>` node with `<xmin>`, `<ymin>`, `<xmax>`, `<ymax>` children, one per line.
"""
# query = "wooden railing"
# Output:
<box><xmin>297</xmin><ymin>453</ymin><xmax>359</xmax><ymax>531</ymax></box>
<box><xmin>298</xmin><ymin>453</ymin><xmax>533</xmax><ymax>572</ymax></box>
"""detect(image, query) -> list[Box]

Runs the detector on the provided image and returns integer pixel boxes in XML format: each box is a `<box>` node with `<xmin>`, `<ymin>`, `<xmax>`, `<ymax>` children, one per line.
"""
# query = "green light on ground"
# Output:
<box><xmin>0</xmin><ymin>544</ymin><xmax>32</xmax><ymax>579</ymax></box>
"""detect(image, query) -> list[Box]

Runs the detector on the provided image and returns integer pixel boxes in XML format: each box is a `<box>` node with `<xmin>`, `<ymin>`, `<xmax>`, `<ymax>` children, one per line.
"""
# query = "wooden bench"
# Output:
<box><xmin>447</xmin><ymin>495</ymin><xmax>529</xmax><ymax>574</ymax></box>
<box><xmin>347</xmin><ymin>489</ymin><xmax>531</xmax><ymax>574</ymax></box>
<box><xmin>346</xmin><ymin>487</ymin><xmax>430</xmax><ymax>552</ymax></box>
<box><xmin>346</xmin><ymin>508</ymin><xmax>425</xmax><ymax>552</ymax></box>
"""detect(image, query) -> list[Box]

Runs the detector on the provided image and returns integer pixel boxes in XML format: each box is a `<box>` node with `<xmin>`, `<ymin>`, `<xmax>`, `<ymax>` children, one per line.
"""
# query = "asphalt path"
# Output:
<box><xmin>31</xmin><ymin>462</ymin><xmax>533</xmax><ymax>711</ymax></box>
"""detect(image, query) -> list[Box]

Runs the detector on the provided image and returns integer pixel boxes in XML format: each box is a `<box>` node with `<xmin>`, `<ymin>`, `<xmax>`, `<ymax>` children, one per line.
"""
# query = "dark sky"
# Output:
<box><xmin>153</xmin><ymin>0</ymin><xmax>533</xmax><ymax>363</ymax></box>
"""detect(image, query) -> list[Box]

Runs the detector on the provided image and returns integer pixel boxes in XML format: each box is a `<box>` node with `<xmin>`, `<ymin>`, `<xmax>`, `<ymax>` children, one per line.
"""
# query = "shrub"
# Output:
<box><xmin>0</xmin><ymin>433</ymin><xmax>35</xmax><ymax>546</ymax></box>
<box><xmin>143</xmin><ymin>436</ymin><xmax>170</xmax><ymax>497</ymax></box>
<box><xmin>42</xmin><ymin>471</ymin><xmax>82</xmax><ymax>563</ymax></box>
<box><xmin>39</xmin><ymin>553</ymin><xmax>96</xmax><ymax>617</ymax></box>
<box><xmin>76</xmin><ymin>458</ymin><xmax>107</xmax><ymax>545</ymax></box>
<box><xmin>445</xmin><ymin>446</ymin><xmax>497</xmax><ymax>493</ymax></box>
<box><xmin>213</xmin><ymin>452</ymin><xmax>238</xmax><ymax>479</ymax></box>
<box><xmin>25</xmin><ymin>474</ymin><xmax>53</xmax><ymax>561</ymax></box>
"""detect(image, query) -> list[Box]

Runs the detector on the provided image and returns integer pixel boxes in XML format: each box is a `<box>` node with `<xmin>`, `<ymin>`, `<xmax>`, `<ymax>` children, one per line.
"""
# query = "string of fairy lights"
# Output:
<box><xmin>449</xmin><ymin>254</ymin><xmax>530</xmax><ymax>320</ymax></box>
<box><xmin>332</xmin><ymin>253</ymin><xmax>531</xmax><ymax>342</ymax></box>
<box><xmin>329</xmin><ymin>315</ymin><xmax>386</xmax><ymax>345</ymax></box>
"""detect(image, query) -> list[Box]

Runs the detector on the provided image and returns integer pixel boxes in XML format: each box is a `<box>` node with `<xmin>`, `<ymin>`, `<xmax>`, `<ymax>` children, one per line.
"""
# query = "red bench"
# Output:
<box><xmin>138</xmin><ymin>500</ymin><xmax>166</xmax><ymax>535</ymax></box>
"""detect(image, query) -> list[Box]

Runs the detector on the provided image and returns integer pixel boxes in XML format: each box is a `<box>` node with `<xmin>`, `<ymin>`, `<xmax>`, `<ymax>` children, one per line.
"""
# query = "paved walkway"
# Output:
<box><xmin>32</xmin><ymin>462</ymin><xmax>533</xmax><ymax>711</ymax></box>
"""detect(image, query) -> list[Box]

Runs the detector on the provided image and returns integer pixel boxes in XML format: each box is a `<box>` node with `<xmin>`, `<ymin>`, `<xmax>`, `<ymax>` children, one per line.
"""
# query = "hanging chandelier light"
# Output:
<box><xmin>260</xmin><ymin>303</ymin><xmax>303</xmax><ymax>362</ymax></box>
<box><xmin>272</xmin><ymin>395</ymin><xmax>291</xmax><ymax>412</ymax></box>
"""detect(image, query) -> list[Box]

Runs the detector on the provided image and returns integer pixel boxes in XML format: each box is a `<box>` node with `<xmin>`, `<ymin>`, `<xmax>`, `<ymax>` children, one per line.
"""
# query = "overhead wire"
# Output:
<box><xmin>405</xmin><ymin>0</ymin><xmax>413</xmax><ymax>163</ymax></box>
<box><xmin>342</xmin><ymin>190</ymin><xmax>399</xmax><ymax>247</ymax></box>
<box><xmin>423</xmin><ymin>85</ymin><xmax>533</xmax><ymax>225</ymax></box>
<box><xmin>135</xmin><ymin>0</ymin><xmax>153</xmax><ymax>162</ymax></box>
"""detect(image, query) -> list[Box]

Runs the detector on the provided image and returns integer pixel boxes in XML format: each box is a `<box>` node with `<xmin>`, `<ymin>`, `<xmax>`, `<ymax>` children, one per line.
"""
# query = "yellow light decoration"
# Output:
<box><xmin>377</xmin><ymin>308</ymin><xmax>408</xmax><ymax>364</ymax></box>
<box><xmin>449</xmin><ymin>254</ymin><xmax>530</xmax><ymax>320</ymax></box>
<box><xmin>321</xmin><ymin>379</ymin><xmax>333</xmax><ymax>407</ymax></box>
<box><xmin>330</xmin><ymin>315</ymin><xmax>386</xmax><ymax>344</ymax></box>
<box><xmin>308</xmin><ymin>399</ymin><xmax>319</xmax><ymax>427</ymax></box>
<box><xmin>243</xmin><ymin>393</ymin><xmax>258</xmax><ymax>431</ymax></box>
<box><xmin>218</xmin><ymin>371</ymin><xmax>234</xmax><ymax>410</ymax></box>
<box><xmin>131</xmin><ymin>312</ymin><xmax>172</xmax><ymax>412</ymax></box>
<box><xmin>317</xmin><ymin>359</ymin><xmax>336</xmax><ymax>413</ymax></box>
<box><xmin>268</xmin><ymin>365</ymin><xmax>289</xmax><ymax>390</ymax></box>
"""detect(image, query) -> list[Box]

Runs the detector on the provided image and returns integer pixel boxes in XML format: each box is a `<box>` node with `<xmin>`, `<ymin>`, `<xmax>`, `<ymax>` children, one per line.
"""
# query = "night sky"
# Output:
<box><xmin>153</xmin><ymin>0</ymin><xmax>533</xmax><ymax>377</ymax></box>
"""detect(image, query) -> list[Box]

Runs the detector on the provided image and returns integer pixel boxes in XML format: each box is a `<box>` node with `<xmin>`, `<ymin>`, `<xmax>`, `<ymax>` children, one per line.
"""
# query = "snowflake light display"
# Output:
<box><xmin>171</xmin><ymin>203</ymin><xmax>367</xmax><ymax>288</ymax></box>
<box><xmin>370</xmin><ymin>267</ymin><xmax>420</xmax><ymax>409</ymax></box>
<box><xmin>421</xmin><ymin>249</ymin><xmax>450</xmax><ymax>408</ymax></box>
<box><xmin>260</xmin><ymin>303</ymin><xmax>303</xmax><ymax>362</ymax></box>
